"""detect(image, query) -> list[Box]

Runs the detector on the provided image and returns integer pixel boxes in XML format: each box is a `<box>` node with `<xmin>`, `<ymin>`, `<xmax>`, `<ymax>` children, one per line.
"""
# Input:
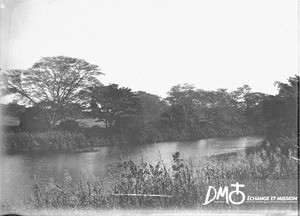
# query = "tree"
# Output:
<box><xmin>232</xmin><ymin>85</ymin><xmax>252</xmax><ymax>110</ymax></box>
<box><xmin>165</xmin><ymin>84</ymin><xmax>196</xmax><ymax>123</ymax></box>
<box><xmin>191</xmin><ymin>88</ymin><xmax>237</xmax><ymax>122</ymax></box>
<box><xmin>275</xmin><ymin>76</ymin><xmax>299</xmax><ymax>98</ymax></box>
<box><xmin>114</xmin><ymin>91</ymin><xmax>167</xmax><ymax>143</ymax></box>
<box><xmin>261</xmin><ymin>75</ymin><xmax>298</xmax><ymax>142</ymax></box>
<box><xmin>1</xmin><ymin>56</ymin><xmax>102</xmax><ymax>128</ymax></box>
<box><xmin>243</xmin><ymin>92</ymin><xmax>267</xmax><ymax>130</ymax></box>
<box><xmin>134</xmin><ymin>91</ymin><xmax>167</xmax><ymax>123</ymax></box>
<box><xmin>89</xmin><ymin>84</ymin><xmax>140</xmax><ymax>128</ymax></box>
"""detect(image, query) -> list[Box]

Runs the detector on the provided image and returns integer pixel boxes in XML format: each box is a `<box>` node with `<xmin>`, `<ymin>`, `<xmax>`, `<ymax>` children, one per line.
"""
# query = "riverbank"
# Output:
<box><xmin>3</xmin><ymin>128</ymin><xmax>260</xmax><ymax>154</ymax></box>
<box><xmin>2</xmin><ymin>131</ymin><xmax>128</xmax><ymax>154</ymax></box>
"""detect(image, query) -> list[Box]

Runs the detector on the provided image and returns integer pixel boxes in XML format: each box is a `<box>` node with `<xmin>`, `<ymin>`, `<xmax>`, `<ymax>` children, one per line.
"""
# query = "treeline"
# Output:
<box><xmin>1</xmin><ymin>56</ymin><xmax>298</xmax><ymax>152</ymax></box>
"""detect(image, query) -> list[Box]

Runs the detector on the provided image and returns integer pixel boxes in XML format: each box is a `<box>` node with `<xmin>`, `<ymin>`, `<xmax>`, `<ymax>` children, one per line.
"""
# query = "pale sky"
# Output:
<box><xmin>0</xmin><ymin>0</ymin><xmax>298</xmax><ymax>100</ymax></box>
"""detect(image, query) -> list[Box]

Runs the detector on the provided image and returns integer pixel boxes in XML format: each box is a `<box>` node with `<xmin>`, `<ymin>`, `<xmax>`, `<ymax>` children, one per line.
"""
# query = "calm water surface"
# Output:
<box><xmin>0</xmin><ymin>136</ymin><xmax>263</xmax><ymax>202</ymax></box>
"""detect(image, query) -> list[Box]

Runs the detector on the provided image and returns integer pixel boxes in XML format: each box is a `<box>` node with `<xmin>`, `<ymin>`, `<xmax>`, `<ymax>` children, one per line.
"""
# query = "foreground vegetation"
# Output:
<box><xmin>21</xmin><ymin>149</ymin><xmax>297</xmax><ymax>210</ymax></box>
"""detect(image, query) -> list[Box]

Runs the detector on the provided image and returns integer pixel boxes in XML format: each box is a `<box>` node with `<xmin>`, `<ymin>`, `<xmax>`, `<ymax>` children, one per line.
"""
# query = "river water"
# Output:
<box><xmin>0</xmin><ymin>136</ymin><xmax>263</xmax><ymax>203</ymax></box>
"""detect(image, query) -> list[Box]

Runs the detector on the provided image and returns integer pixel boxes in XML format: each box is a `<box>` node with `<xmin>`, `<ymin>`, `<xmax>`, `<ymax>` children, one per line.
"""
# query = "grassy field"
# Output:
<box><xmin>76</xmin><ymin>119</ymin><xmax>105</xmax><ymax>128</ymax></box>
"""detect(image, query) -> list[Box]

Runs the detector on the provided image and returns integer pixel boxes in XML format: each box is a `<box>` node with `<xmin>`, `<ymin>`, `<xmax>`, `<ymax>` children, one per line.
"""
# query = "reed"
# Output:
<box><xmin>28</xmin><ymin>149</ymin><xmax>298</xmax><ymax>210</ymax></box>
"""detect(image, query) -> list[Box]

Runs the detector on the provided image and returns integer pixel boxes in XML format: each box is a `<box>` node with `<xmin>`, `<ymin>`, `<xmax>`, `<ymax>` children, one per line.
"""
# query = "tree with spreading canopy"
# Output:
<box><xmin>1</xmin><ymin>56</ymin><xmax>103</xmax><ymax>128</ymax></box>
<box><xmin>89</xmin><ymin>84</ymin><xmax>140</xmax><ymax>128</ymax></box>
<box><xmin>165</xmin><ymin>84</ymin><xmax>196</xmax><ymax>123</ymax></box>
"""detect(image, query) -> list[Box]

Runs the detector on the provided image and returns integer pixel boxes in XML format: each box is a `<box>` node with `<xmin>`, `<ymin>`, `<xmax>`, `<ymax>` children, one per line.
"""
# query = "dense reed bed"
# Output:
<box><xmin>26</xmin><ymin>149</ymin><xmax>298</xmax><ymax>210</ymax></box>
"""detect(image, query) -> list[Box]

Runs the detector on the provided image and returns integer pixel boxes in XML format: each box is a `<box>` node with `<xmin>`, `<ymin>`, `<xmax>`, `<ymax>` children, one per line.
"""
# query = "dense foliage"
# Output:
<box><xmin>89</xmin><ymin>84</ymin><xmax>140</xmax><ymax>128</ymax></box>
<box><xmin>260</xmin><ymin>76</ymin><xmax>298</xmax><ymax>152</ymax></box>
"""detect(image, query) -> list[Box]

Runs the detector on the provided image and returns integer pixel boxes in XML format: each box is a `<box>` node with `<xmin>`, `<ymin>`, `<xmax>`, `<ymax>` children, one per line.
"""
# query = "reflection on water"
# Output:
<box><xmin>0</xmin><ymin>136</ymin><xmax>263</xmax><ymax>202</ymax></box>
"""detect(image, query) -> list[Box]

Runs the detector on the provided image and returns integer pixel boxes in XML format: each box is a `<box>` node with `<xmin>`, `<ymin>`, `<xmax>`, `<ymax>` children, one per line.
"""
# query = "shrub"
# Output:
<box><xmin>55</xmin><ymin>119</ymin><xmax>81</xmax><ymax>133</ymax></box>
<box><xmin>19</xmin><ymin>107</ymin><xmax>50</xmax><ymax>132</ymax></box>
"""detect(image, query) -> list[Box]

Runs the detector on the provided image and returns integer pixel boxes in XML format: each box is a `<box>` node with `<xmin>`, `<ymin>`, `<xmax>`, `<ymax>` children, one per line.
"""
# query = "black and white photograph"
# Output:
<box><xmin>0</xmin><ymin>0</ymin><xmax>299</xmax><ymax>215</ymax></box>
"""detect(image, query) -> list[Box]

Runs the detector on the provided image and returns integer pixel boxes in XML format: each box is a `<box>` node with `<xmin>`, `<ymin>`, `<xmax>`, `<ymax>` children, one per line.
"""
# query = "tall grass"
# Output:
<box><xmin>28</xmin><ymin>149</ymin><xmax>298</xmax><ymax>210</ymax></box>
<box><xmin>3</xmin><ymin>131</ymin><xmax>128</xmax><ymax>153</ymax></box>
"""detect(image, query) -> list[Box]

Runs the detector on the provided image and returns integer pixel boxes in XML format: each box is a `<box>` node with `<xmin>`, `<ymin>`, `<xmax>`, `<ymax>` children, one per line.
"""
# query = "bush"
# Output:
<box><xmin>55</xmin><ymin>119</ymin><xmax>81</xmax><ymax>133</ymax></box>
<box><xmin>19</xmin><ymin>107</ymin><xmax>50</xmax><ymax>132</ymax></box>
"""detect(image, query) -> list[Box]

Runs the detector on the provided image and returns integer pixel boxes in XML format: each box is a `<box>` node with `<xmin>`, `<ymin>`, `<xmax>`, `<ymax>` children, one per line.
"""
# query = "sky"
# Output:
<box><xmin>0</xmin><ymin>0</ymin><xmax>298</xmax><ymax>101</ymax></box>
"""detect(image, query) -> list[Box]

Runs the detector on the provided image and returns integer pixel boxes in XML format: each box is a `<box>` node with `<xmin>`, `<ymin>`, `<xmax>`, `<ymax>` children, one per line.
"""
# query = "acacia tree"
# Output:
<box><xmin>1</xmin><ymin>56</ymin><xmax>103</xmax><ymax>128</ymax></box>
